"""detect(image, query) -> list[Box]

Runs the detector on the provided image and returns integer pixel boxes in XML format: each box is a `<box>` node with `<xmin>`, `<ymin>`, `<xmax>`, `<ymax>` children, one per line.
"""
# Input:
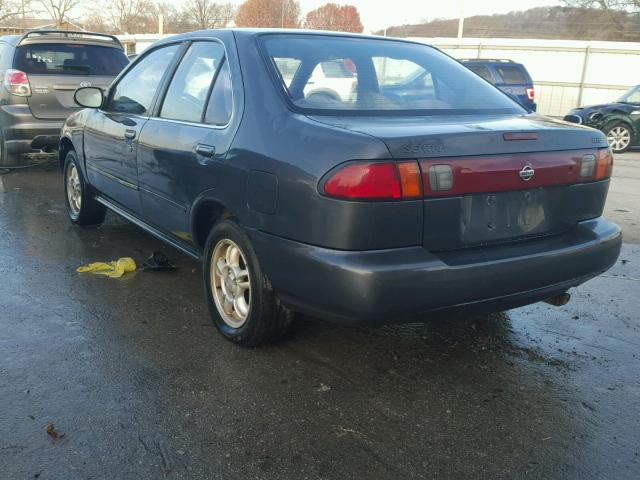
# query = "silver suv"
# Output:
<box><xmin>0</xmin><ymin>30</ymin><xmax>129</xmax><ymax>166</ymax></box>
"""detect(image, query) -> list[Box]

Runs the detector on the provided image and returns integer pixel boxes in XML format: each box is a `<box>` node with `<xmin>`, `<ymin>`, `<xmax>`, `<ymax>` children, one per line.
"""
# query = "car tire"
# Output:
<box><xmin>63</xmin><ymin>150</ymin><xmax>106</xmax><ymax>226</ymax></box>
<box><xmin>603</xmin><ymin>121</ymin><xmax>633</xmax><ymax>153</ymax></box>
<box><xmin>203</xmin><ymin>220</ymin><xmax>292</xmax><ymax>347</ymax></box>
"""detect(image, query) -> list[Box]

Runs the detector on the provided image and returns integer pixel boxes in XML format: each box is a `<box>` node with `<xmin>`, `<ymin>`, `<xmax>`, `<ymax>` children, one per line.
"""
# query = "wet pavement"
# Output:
<box><xmin>1</xmin><ymin>153</ymin><xmax>639</xmax><ymax>479</ymax></box>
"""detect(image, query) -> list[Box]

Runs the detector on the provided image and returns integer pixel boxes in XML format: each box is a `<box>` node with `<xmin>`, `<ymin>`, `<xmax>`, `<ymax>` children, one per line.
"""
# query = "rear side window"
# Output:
<box><xmin>262</xmin><ymin>35</ymin><xmax>522</xmax><ymax>115</ymax></box>
<box><xmin>467</xmin><ymin>65</ymin><xmax>493</xmax><ymax>83</ymax></box>
<box><xmin>14</xmin><ymin>43</ymin><xmax>128</xmax><ymax>76</ymax></box>
<box><xmin>109</xmin><ymin>44</ymin><xmax>180</xmax><ymax>115</ymax></box>
<box><xmin>495</xmin><ymin>66</ymin><xmax>527</xmax><ymax>85</ymax></box>
<box><xmin>374</xmin><ymin>58</ymin><xmax>433</xmax><ymax>88</ymax></box>
<box><xmin>204</xmin><ymin>60</ymin><xmax>233</xmax><ymax>126</ymax></box>
<box><xmin>274</xmin><ymin>58</ymin><xmax>301</xmax><ymax>87</ymax></box>
<box><xmin>160</xmin><ymin>41</ymin><xmax>225</xmax><ymax>123</ymax></box>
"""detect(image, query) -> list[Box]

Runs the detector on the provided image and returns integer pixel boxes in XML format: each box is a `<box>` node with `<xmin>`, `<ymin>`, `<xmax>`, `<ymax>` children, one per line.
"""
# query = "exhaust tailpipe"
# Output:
<box><xmin>544</xmin><ymin>292</ymin><xmax>571</xmax><ymax>307</ymax></box>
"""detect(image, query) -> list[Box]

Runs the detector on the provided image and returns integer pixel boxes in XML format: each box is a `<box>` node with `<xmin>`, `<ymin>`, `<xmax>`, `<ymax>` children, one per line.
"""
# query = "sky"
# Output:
<box><xmin>212</xmin><ymin>0</ymin><xmax>564</xmax><ymax>33</ymax></box>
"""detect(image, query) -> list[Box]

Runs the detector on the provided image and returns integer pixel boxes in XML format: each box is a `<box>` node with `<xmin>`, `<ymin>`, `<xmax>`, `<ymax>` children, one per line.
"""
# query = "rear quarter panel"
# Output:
<box><xmin>222</xmin><ymin>32</ymin><xmax>423</xmax><ymax>250</ymax></box>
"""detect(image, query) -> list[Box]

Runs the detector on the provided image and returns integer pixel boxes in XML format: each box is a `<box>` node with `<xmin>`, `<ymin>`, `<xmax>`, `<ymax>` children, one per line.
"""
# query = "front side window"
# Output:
<box><xmin>14</xmin><ymin>43</ymin><xmax>128</xmax><ymax>76</ymax></box>
<box><xmin>160</xmin><ymin>41</ymin><xmax>225</xmax><ymax>123</ymax></box>
<box><xmin>108</xmin><ymin>44</ymin><xmax>180</xmax><ymax>115</ymax></box>
<box><xmin>619</xmin><ymin>85</ymin><xmax>640</xmax><ymax>103</ymax></box>
<box><xmin>262</xmin><ymin>34</ymin><xmax>523</xmax><ymax>115</ymax></box>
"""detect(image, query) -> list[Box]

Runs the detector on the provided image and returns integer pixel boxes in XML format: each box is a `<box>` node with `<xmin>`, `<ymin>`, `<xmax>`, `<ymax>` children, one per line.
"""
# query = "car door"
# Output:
<box><xmin>136</xmin><ymin>39</ymin><xmax>237</xmax><ymax>243</ymax></box>
<box><xmin>84</xmin><ymin>43</ymin><xmax>182</xmax><ymax>212</ymax></box>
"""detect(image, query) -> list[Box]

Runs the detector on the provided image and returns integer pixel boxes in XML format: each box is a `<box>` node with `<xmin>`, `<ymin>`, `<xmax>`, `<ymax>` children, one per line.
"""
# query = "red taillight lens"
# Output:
<box><xmin>4</xmin><ymin>69</ymin><xmax>31</xmax><ymax>97</ymax></box>
<box><xmin>322</xmin><ymin>161</ymin><xmax>421</xmax><ymax>200</ymax></box>
<box><xmin>526</xmin><ymin>87</ymin><xmax>535</xmax><ymax>101</ymax></box>
<box><xmin>595</xmin><ymin>147</ymin><xmax>613</xmax><ymax>180</ymax></box>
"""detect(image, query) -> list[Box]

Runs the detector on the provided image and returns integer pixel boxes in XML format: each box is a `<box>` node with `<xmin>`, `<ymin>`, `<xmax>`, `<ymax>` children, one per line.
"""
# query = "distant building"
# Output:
<box><xmin>117</xmin><ymin>34</ymin><xmax>169</xmax><ymax>56</ymax></box>
<box><xmin>0</xmin><ymin>19</ymin><xmax>85</xmax><ymax>35</ymax></box>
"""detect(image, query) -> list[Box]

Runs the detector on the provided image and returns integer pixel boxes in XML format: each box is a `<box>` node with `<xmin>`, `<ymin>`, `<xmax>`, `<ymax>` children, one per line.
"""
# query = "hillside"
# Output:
<box><xmin>379</xmin><ymin>7</ymin><xmax>640</xmax><ymax>42</ymax></box>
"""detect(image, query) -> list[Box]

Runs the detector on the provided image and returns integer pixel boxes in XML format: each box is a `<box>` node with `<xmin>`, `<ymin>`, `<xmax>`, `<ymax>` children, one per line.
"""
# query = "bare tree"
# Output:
<box><xmin>0</xmin><ymin>0</ymin><xmax>33</xmax><ymax>23</ymax></box>
<box><xmin>156</xmin><ymin>1</ymin><xmax>195</xmax><ymax>33</ymax></box>
<box><xmin>106</xmin><ymin>0</ymin><xmax>156</xmax><ymax>34</ymax></box>
<box><xmin>186</xmin><ymin>0</ymin><xmax>234</xmax><ymax>30</ymax></box>
<box><xmin>561</xmin><ymin>0</ymin><xmax>640</xmax><ymax>14</ymax></box>
<box><xmin>37</xmin><ymin>0</ymin><xmax>84</xmax><ymax>27</ymax></box>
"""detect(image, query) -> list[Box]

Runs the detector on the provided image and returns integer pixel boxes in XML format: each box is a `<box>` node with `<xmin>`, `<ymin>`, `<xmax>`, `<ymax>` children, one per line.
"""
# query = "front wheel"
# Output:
<box><xmin>203</xmin><ymin>220</ymin><xmax>292</xmax><ymax>347</ymax></box>
<box><xmin>604</xmin><ymin>122</ymin><xmax>633</xmax><ymax>153</ymax></box>
<box><xmin>63</xmin><ymin>150</ymin><xmax>106</xmax><ymax>225</ymax></box>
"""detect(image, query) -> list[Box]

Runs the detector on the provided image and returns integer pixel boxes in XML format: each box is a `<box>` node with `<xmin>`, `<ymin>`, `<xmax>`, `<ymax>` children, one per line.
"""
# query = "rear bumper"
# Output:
<box><xmin>0</xmin><ymin>104</ymin><xmax>62</xmax><ymax>157</ymax></box>
<box><xmin>248</xmin><ymin>217</ymin><xmax>622</xmax><ymax>325</ymax></box>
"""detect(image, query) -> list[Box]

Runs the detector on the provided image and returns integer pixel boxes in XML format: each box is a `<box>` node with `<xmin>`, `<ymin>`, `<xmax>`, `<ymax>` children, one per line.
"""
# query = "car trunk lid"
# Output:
<box><xmin>310</xmin><ymin>114</ymin><xmax>613</xmax><ymax>250</ymax></box>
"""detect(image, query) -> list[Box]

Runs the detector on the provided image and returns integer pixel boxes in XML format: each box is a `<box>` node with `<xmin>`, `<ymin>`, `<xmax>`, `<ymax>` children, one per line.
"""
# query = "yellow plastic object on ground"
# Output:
<box><xmin>77</xmin><ymin>257</ymin><xmax>137</xmax><ymax>278</ymax></box>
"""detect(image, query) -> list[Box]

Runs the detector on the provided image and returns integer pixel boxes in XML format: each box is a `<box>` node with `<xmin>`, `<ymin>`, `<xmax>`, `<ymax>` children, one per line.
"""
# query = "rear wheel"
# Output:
<box><xmin>604</xmin><ymin>121</ymin><xmax>633</xmax><ymax>153</ymax></box>
<box><xmin>203</xmin><ymin>220</ymin><xmax>292</xmax><ymax>347</ymax></box>
<box><xmin>63</xmin><ymin>150</ymin><xmax>106</xmax><ymax>225</ymax></box>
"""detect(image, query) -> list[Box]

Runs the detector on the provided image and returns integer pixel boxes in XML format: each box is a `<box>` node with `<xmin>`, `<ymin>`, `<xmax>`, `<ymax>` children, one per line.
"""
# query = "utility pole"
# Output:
<box><xmin>457</xmin><ymin>0</ymin><xmax>465</xmax><ymax>39</ymax></box>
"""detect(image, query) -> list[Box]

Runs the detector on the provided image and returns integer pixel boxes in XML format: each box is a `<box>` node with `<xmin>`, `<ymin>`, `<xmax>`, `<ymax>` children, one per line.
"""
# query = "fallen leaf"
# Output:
<box><xmin>46</xmin><ymin>423</ymin><xmax>64</xmax><ymax>440</ymax></box>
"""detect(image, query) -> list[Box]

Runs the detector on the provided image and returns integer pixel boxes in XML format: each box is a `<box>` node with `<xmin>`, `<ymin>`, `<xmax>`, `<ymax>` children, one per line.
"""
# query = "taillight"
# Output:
<box><xmin>322</xmin><ymin>149</ymin><xmax>612</xmax><ymax>201</ymax></box>
<box><xmin>580</xmin><ymin>154</ymin><xmax>596</xmax><ymax>178</ymax></box>
<box><xmin>525</xmin><ymin>87</ymin><xmax>535</xmax><ymax>101</ymax></box>
<box><xmin>4</xmin><ymin>69</ymin><xmax>31</xmax><ymax>97</ymax></box>
<box><xmin>322</xmin><ymin>160</ymin><xmax>421</xmax><ymax>200</ymax></box>
<box><xmin>595</xmin><ymin>147</ymin><xmax>613</xmax><ymax>180</ymax></box>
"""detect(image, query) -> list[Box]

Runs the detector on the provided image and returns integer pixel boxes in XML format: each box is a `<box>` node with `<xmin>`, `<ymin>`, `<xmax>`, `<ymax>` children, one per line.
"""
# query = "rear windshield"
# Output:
<box><xmin>495</xmin><ymin>66</ymin><xmax>528</xmax><ymax>85</ymax></box>
<box><xmin>14</xmin><ymin>43</ymin><xmax>129</xmax><ymax>76</ymax></box>
<box><xmin>261</xmin><ymin>34</ymin><xmax>523</xmax><ymax>115</ymax></box>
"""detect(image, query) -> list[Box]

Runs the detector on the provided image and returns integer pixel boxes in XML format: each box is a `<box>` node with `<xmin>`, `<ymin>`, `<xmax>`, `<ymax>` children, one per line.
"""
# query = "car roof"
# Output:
<box><xmin>154</xmin><ymin>28</ymin><xmax>431</xmax><ymax>48</ymax></box>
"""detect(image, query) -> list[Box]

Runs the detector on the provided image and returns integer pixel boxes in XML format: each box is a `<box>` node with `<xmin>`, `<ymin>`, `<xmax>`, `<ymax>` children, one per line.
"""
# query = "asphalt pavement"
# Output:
<box><xmin>1</xmin><ymin>151</ymin><xmax>639</xmax><ymax>480</ymax></box>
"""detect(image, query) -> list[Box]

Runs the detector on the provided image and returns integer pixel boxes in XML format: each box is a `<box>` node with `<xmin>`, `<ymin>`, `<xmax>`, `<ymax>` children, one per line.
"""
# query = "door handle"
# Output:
<box><xmin>195</xmin><ymin>144</ymin><xmax>215</xmax><ymax>158</ymax></box>
<box><xmin>124</xmin><ymin>129</ymin><xmax>136</xmax><ymax>140</ymax></box>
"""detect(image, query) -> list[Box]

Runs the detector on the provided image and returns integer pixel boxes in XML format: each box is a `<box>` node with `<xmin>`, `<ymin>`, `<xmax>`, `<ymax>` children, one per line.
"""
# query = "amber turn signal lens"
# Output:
<box><xmin>595</xmin><ymin>148</ymin><xmax>613</xmax><ymax>180</ymax></box>
<box><xmin>397</xmin><ymin>161</ymin><xmax>422</xmax><ymax>198</ymax></box>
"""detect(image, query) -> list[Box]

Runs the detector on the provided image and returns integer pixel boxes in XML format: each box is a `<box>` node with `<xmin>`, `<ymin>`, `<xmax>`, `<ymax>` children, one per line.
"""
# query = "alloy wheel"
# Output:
<box><xmin>210</xmin><ymin>239</ymin><xmax>252</xmax><ymax>328</ymax></box>
<box><xmin>607</xmin><ymin>126</ymin><xmax>631</xmax><ymax>152</ymax></box>
<box><xmin>66</xmin><ymin>164</ymin><xmax>82</xmax><ymax>216</ymax></box>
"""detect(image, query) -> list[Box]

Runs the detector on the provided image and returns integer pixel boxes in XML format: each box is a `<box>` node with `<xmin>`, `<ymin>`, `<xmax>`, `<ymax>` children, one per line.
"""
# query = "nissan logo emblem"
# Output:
<box><xmin>519</xmin><ymin>164</ymin><xmax>535</xmax><ymax>182</ymax></box>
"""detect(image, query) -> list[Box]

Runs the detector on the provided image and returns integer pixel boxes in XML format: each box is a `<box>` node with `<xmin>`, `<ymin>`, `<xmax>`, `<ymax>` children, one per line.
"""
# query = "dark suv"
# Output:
<box><xmin>0</xmin><ymin>30</ymin><xmax>129</xmax><ymax>166</ymax></box>
<box><xmin>461</xmin><ymin>59</ymin><xmax>537</xmax><ymax>112</ymax></box>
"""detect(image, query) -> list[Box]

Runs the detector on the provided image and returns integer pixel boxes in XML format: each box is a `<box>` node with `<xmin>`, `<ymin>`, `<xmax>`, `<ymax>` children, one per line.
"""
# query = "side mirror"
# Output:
<box><xmin>74</xmin><ymin>87</ymin><xmax>104</xmax><ymax>109</ymax></box>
